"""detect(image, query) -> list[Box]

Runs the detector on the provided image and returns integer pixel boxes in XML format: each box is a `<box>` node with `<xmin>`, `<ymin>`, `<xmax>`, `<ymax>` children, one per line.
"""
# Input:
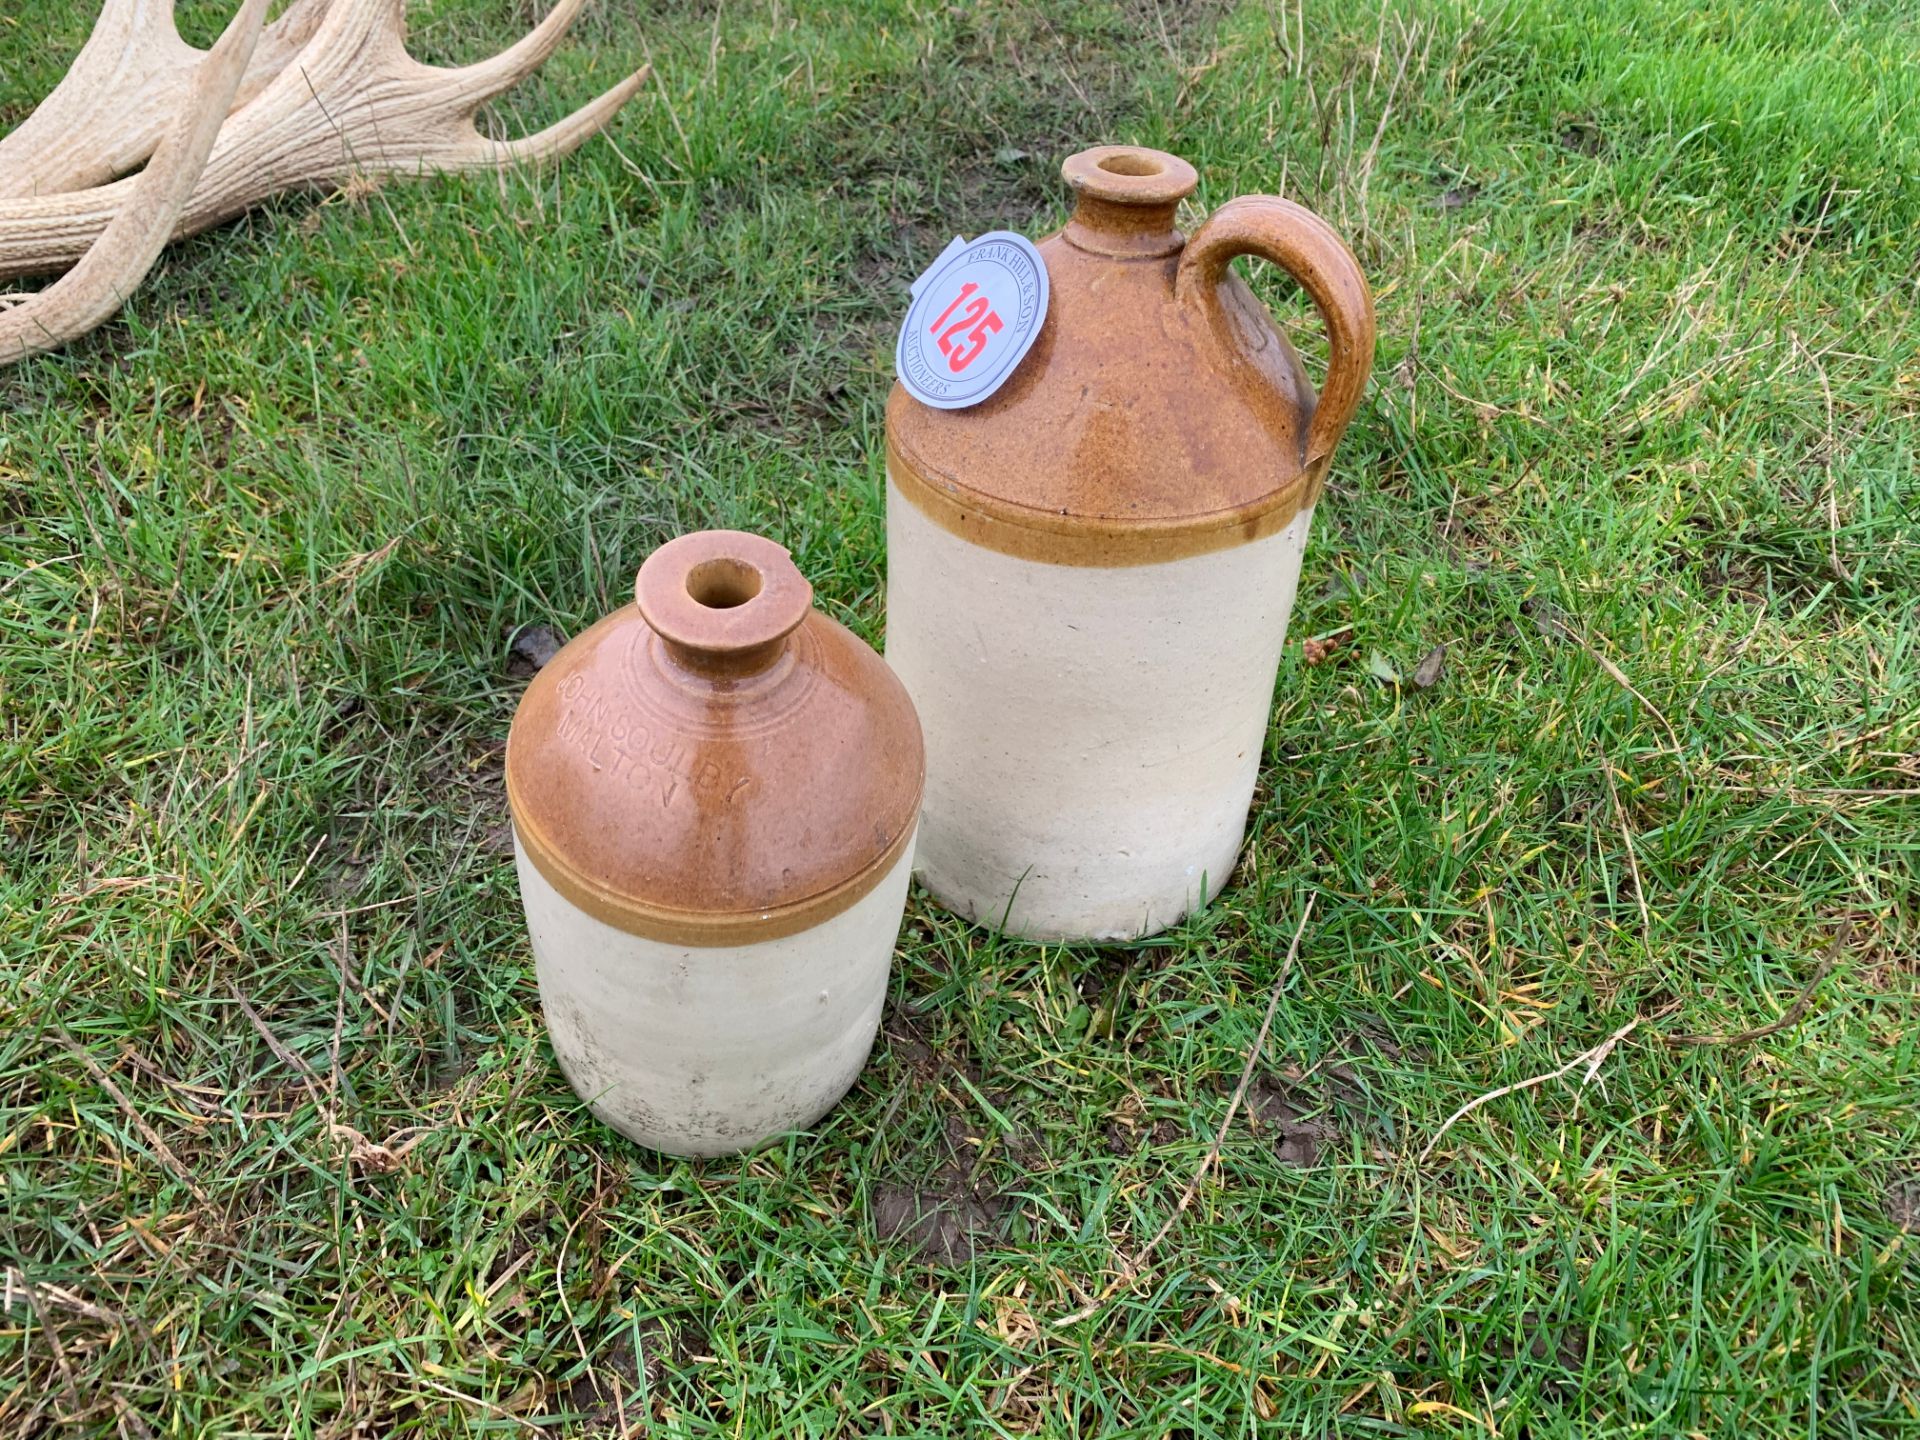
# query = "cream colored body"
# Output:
<box><xmin>516</xmin><ymin>837</ymin><xmax>913</xmax><ymax>1156</ymax></box>
<box><xmin>886</xmin><ymin>476</ymin><xmax>1313</xmax><ymax>941</ymax></box>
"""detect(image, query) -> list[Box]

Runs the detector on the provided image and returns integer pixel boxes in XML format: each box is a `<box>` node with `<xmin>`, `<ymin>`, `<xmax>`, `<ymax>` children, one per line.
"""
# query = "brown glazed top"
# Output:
<box><xmin>505</xmin><ymin>531</ymin><xmax>925</xmax><ymax>947</ymax></box>
<box><xmin>887</xmin><ymin>144</ymin><xmax>1377</xmax><ymax>566</ymax></box>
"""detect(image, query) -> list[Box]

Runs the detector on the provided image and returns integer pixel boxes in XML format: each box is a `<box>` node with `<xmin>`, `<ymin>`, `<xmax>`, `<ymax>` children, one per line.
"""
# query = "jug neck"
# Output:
<box><xmin>1061</xmin><ymin>145</ymin><xmax>1199</xmax><ymax>259</ymax></box>
<box><xmin>635</xmin><ymin>532</ymin><xmax>813</xmax><ymax>683</ymax></box>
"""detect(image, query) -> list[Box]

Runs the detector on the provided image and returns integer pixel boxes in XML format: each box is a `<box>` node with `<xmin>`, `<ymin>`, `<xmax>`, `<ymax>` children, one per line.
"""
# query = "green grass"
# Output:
<box><xmin>4</xmin><ymin>0</ymin><xmax>1918</xmax><ymax>1434</ymax></box>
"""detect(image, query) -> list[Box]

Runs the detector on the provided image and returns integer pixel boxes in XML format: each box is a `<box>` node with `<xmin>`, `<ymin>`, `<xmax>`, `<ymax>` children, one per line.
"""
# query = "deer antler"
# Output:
<box><xmin>0</xmin><ymin>0</ymin><xmax>648</xmax><ymax>283</ymax></box>
<box><xmin>0</xmin><ymin>0</ymin><xmax>328</xmax><ymax>199</ymax></box>
<box><xmin>0</xmin><ymin>0</ymin><xmax>269</xmax><ymax>364</ymax></box>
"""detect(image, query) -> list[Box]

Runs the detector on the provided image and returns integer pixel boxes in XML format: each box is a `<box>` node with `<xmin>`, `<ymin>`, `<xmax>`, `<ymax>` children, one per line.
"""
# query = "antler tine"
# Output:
<box><xmin>0</xmin><ymin>0</ymin><xmax>329</xmax><ymax>199</ymax></box>
<box><xmin>0</xmin><ymin>0</ymin><xmax>196</xmax><ymax>199</ymax></box>
<box><xmin>459</xmin><ymin>65</ymin><xmax>653</xmax><ymax>169</ymax></box>
<box><xmin>436</xmin><ymin>0</ymin><xmax>591</xmax><ymax>104</ymax></box>
<box><xmin>0</xmin><ymin>0</ymin><xmax>270</xmax><ymax>364</ymax></box>
<box><xmin>0</xmin><ymin>0</ymin><xmax>649</xmax><ymax>284</ymax></box>
<box><xmin>239</xmin><ymin>0</ymin><xmax>333</xmax><ymax>93</ymax></box>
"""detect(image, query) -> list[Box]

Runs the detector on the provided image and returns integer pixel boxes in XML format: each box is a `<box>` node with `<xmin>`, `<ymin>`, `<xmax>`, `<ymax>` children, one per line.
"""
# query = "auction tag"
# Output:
<box><xmin>895</xmin><ymin>232</ymin><xmax>1049</xmax><ymax>410</ymax></box>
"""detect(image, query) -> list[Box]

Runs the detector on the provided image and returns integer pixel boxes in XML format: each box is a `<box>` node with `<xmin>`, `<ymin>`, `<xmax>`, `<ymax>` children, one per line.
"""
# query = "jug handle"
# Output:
<box><xmin>1174</xmin><ymin>195</ymin><xmax>1376</xmax><ymax>475</ymax></box>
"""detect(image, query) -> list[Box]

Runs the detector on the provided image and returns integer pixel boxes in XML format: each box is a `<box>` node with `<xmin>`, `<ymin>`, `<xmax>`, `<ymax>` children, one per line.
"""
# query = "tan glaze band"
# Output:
<box><xmin>508</xmin><ymin>765</ymin><xmax>922</xmax><ymax>948</ymax></box>
<box><xmin>886</xmin><ymin>430</ymin><xmax>1327</xmax><ymax>568</ymax></box>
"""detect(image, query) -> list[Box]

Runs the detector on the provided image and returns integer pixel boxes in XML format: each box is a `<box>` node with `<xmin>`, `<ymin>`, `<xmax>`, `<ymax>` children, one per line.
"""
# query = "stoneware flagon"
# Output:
<box><xmin>505</xmin><ymin>531</ymin><xmax>924</xmax><ymax>1156</ymax></box>
<box><xmin>885</xmin><ymin>145</ymin><xmax>1376</xmax><ymax>942</ymax></box>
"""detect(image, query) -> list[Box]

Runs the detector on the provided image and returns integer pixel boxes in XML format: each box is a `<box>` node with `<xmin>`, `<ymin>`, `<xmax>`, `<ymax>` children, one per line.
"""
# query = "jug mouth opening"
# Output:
<box><xmin>1062</xmin><ymin>145</ymin><xmax>1198</xmax><ymax>208</ymax></box>
<box><xmin>1061</xmin><ymin>146</ymin><xmax>1197</xmax><ymax>257</ymax></box>
<box><xmin>685</xmin><ymin>556</ymin><xmax>763</xmax><ymax>610</ymax></box>
<box><xmin>637</xmin><ymin>530</ymin><xmax>812</xmax><ymax>677</ymax></box>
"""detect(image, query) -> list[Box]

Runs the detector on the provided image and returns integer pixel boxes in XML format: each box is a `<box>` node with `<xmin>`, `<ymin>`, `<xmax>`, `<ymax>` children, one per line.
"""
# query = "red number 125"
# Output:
<box><xmin>928</xmin><ymin>282</ymin><xmax>1004</xmax><ymax>374</ymax></box>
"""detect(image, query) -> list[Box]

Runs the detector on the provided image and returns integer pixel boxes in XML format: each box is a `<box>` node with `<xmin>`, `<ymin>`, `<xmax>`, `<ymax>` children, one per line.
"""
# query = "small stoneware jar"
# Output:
<box><xmin>505</xmin><ymin>531</ymin><xmax>924</xmax><ymax>1156</ymax></box>
<box><xmin>885</xmin><ymin>145</ymin><xmax>1375</xmax><ymax>942</ymax></box>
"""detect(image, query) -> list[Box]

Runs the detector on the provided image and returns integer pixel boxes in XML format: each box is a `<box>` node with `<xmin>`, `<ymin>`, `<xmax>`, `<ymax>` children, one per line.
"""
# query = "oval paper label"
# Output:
<box><xmin>895</xmin><ymin>232</ymin><xmax>1049</xmax><ymax>410</ymax></box>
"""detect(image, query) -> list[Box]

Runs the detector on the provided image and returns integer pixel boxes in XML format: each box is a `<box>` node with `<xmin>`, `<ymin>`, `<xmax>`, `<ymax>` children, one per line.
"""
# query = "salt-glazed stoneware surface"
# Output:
<box><xmin>506</xmin><ymin>531</ymin><xmax>924</xmax><ymax>1156</ymax></box>
<box><xmin>886</xmin><ymin>144</ymin><xmax>1375</xmax><ymax>942</ymax></box>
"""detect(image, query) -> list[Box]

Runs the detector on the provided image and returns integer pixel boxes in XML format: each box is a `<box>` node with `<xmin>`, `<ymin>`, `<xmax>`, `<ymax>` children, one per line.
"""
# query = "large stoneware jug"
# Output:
<box><xmin>885</xmin><ymin>146</ymin><xmax>1374</xmax><ymax>942</ymax></box>
<box><xmin>506</xmin><ymin>531</ymin><xmax>924</xmax><ymax>1155</ymax></box>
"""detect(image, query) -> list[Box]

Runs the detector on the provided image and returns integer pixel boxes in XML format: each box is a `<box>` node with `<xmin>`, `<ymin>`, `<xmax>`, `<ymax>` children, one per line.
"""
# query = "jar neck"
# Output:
<box><xmin>634</xmin><ymin>530</ymin><xmax>815</xmax><ymax>689</ymax></box>
<box><xmin>1058</xmin><ymin>146</ymin><xmax>1199</xmax><ymax>259</ymax></box>
<box><xmin>1064</xmin><ymin>195</ymin><xmax>1185</xmax><ymax>258</ymax></box>
<box><xmin>660</xmin><ymin>635</ymin><xmax>790</xmax><ymax>681</ymax></box>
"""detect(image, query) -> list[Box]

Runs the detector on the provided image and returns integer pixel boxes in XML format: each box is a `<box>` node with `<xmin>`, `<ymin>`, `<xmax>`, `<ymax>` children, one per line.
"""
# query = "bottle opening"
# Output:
<box><xmin>1060</xmin><ymin>146</ymin><xmax>1198</xmax><ymax>257</ymax></box>
<box><xmin>686</xmin><ymin>557</ymin><xmax>763</xmax><ymax>610</ymax></box>
<box><xmin>637</xmin><ymin>530</ymin><xmax>812</xmax><ymax>678</ymax></box>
